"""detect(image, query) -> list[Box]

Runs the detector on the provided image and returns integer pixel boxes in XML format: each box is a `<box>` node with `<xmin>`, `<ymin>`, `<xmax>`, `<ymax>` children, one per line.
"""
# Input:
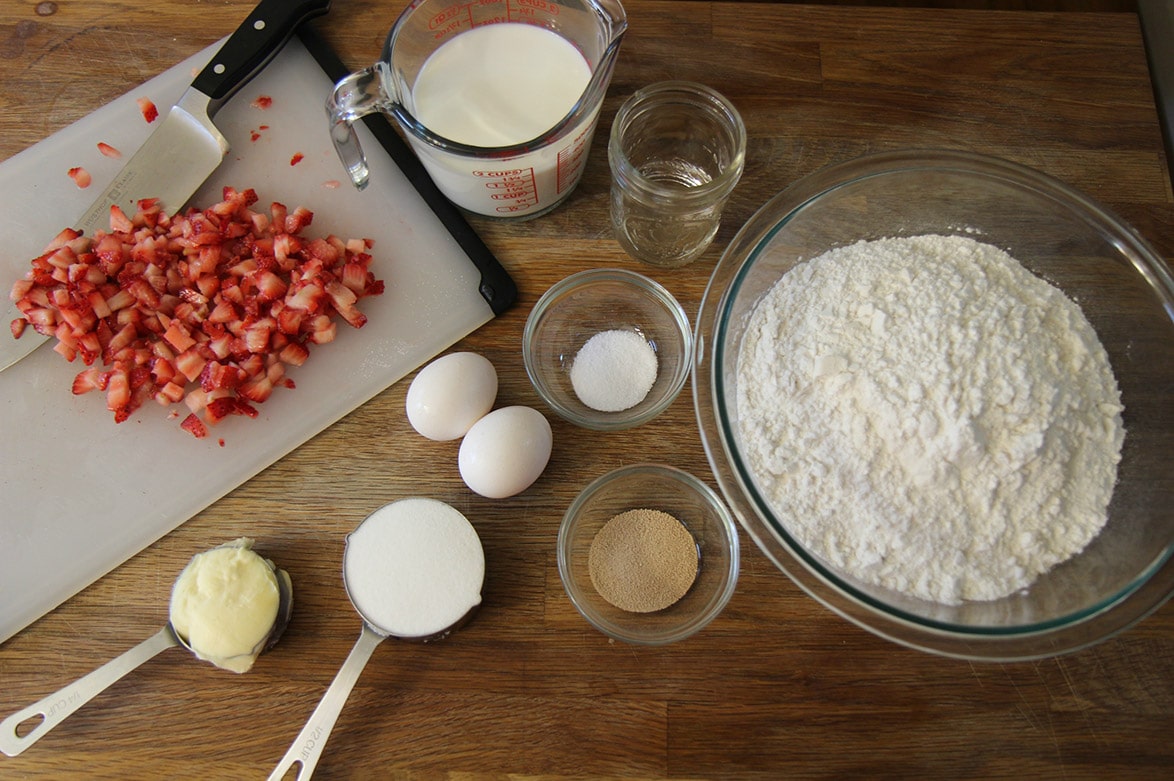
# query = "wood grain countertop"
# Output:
<box><xmin>1</xmin><ymin>1</ymin><xmax>1171</xmax><ymax>778</ymax></box>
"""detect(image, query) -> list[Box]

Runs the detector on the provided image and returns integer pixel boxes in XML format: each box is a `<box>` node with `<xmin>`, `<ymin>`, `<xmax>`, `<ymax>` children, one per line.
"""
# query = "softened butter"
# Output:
<box><xmin>169</xmin><ymin>538</ymin><xmax>280</xmax><ymax>673</ymax></box>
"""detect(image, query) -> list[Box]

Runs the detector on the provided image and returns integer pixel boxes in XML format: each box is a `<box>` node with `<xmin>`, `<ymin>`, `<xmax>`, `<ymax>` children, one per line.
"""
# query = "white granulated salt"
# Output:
<box><xmin>736</xmin><ymin>234</ymin><xmax>1125</xmax><ymax>604</ymax></box>
<box><xmin>570</xmin><ymin>328</ymin><xmax>658</xmax><ymax>412</ymax></box>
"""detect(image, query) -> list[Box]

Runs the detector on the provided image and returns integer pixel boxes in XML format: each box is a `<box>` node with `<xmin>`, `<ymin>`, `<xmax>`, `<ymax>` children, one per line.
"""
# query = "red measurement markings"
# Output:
<box><xmin>556</xmin><ymin>124</ymin><xmax>593</xmax><ymax>193</ymax></box>
<box><xmin>476</xmin><ymin>166</ymin><xmax>538</xmax><ymax>213</ymax></box>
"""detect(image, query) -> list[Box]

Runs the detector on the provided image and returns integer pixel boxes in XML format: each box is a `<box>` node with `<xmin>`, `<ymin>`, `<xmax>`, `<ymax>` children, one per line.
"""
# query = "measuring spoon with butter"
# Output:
<box><xmin>0</xmin><ymin>538</ymin><xmax>292</xmax><ymax>756</ymax></box>
<box><xmin>268</xmin><ymin>498</ymin><xmax>485</xmax><ymax>781</ymax></box>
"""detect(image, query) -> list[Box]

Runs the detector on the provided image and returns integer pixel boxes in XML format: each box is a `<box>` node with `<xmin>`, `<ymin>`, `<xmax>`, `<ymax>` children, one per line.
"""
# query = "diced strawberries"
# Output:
<box><xmin>8</xmin><ymin>186</ymin><xmax>382</xmax><ymax>437</ymax></box>
<box><xmin>97</xmin><ymin>142</ymin><xmax>122</xmax><ymax>158</ymax></box>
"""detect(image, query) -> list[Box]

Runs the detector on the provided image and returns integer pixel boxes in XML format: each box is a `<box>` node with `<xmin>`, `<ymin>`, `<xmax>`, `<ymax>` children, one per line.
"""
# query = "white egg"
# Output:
<box><xmin>406</xmin><ymin>352</ymin><xmax>498</xmax><ymax>441</ymax></box>
<box><xmin>459</xmin><ymin>406</ymin><xmax>553</xmax><ymax>499</ymax></box>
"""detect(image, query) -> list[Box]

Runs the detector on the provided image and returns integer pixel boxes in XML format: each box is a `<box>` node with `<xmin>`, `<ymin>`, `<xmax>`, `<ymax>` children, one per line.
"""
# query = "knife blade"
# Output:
<box><xmin>1</xmin><ymin>0</ymin><xmax>332</xmax><ymax>372</ymax></box>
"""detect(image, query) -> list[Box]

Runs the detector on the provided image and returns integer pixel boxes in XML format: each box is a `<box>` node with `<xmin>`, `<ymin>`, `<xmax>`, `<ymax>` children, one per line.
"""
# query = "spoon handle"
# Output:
<box><xmin>268</xmin><ymin>624</ymin><xmax>385</xmax><ymax>781</ymax></box>
<box><xmin>0</xmin><ymin>625</ymin><xmax>179</xmax><ymax>756</ymax></box>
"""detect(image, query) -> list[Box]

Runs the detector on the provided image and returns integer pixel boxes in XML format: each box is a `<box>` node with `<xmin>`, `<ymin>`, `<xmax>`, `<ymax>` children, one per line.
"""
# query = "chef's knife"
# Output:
<box><xmin>1</xmin><ymin>0</ymin><xmax>332</xmax><ymax>372</ymax></box>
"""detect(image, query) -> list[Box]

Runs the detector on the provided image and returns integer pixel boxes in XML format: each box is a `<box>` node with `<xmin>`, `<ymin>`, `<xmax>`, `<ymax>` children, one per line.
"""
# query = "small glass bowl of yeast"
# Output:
<box><xmin>558</xmin><ymin>464</ymin><xmax>739</xmax><ymax>645</ymax></box>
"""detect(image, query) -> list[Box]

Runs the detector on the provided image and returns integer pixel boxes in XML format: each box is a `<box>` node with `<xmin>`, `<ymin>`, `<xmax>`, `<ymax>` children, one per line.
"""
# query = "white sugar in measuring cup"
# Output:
<box><xmin>327</xmin><ymin>0</ymin><xmax>627</xmax><ymax>220</ymax></box>
<box><xmin>267</xmin><ymin>498</ymin><xmax>485</xmax><ymax>780</ymax></box>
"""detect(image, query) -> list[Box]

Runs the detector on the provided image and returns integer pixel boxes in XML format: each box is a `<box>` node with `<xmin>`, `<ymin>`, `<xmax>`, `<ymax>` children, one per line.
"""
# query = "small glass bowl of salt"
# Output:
<box><xmin>523</xmin><ymin>268</ymin><xmax>693</xmax><ymax>430</ymax></box>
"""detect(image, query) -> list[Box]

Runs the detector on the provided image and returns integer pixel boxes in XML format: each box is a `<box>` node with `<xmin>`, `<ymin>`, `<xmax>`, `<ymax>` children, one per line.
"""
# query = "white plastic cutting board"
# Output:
<box><xmin>0</xmin><ymin>36</ymin><xmax>505</xmax><ymax>644</ymax></box>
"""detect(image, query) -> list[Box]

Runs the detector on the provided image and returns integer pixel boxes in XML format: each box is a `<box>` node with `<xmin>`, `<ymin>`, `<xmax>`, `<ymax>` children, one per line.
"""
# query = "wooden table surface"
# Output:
<box><xmin>2</xmin><ymin>1</ymin><xmax>1172</xmax><ymax>778</ymax></box>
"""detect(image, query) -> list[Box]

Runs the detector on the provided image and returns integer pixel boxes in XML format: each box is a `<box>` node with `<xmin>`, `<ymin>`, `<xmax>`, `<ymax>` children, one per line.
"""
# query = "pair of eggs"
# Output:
<box><xmin>405</xmin><ymin>352</ymin><xmax>553</xmax><ymax>499</ymax></box>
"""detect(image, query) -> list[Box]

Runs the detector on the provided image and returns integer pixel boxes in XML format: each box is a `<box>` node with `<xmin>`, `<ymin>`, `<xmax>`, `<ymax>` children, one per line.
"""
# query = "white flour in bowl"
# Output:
<box><xmin>736</xmin><ymin>234</ymin><xmax>1125</xmax><ymax>604</ymax></box>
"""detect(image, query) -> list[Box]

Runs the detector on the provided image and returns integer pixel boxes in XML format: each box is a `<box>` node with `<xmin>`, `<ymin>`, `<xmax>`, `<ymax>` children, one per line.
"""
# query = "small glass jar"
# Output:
<box><xmin>608</xmin><ymin>81</ymin><xmax>747</xmax><ymax>267</ymax></box>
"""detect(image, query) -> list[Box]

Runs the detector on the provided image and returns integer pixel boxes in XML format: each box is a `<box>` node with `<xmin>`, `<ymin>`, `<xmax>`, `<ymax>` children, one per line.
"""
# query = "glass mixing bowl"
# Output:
<box><xmin>693</xmin><ymin>149</ymin><xmax>1174</xmax><ymax>660</ymax></box>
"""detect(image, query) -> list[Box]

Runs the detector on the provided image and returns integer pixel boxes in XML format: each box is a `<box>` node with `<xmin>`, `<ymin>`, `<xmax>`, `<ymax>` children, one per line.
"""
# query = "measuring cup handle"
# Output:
<box><xmin>267</xmin><ymin>624</ymin><xmax>385</xmax><ymax>781</ymax></box>
<box><xmin>0</xmin><ymin>626</ymin><xmax>179</xmax><ymax>757</ymax></box>
<box><xmin>327</xmin><ymin>65</ymin><xmax>391</xmax><ymax>190</ymax></box>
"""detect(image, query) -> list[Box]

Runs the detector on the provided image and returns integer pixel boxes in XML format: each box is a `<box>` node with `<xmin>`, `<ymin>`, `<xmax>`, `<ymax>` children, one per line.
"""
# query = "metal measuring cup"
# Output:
<box><xmin>0</xmin><ymin>540</ymin><xmax>293</xmax><ymax>757</ymax></box>
<box><xmin>267</xmin><ymin>498</ymin><xmax>485</xmax><ymax>780</ymax></box>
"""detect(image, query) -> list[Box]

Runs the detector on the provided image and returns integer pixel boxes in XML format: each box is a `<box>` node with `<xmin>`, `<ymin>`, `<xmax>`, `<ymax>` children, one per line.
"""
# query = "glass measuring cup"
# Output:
<box><xmin>328</xmin><ymin>0</ymin><xmax>627</xmax><ymax>220</ymax></box>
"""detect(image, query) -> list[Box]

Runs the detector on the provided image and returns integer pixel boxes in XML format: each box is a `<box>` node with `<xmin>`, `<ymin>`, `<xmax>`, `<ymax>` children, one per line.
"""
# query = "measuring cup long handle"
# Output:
<box><xmin>0</xmin><ymin>626</ymin><xmax>179</xmax><ymax>757</ymax></box>
<box><xmin>267</xmin><ymin>624</ymin><xmax>385</xmax><ymax>781</ymax></box>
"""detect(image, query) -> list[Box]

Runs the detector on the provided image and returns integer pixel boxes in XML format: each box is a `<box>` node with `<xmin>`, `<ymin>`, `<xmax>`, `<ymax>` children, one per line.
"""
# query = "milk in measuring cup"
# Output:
<box><xmin>414</xmin><ymin>24</ymin><xmax>591</xmax><ymax>146</ymax></box>
<box><xmin>409</xmin><ymin>23</ymin><xmax>596</xmax><ymax>216</ymax></box>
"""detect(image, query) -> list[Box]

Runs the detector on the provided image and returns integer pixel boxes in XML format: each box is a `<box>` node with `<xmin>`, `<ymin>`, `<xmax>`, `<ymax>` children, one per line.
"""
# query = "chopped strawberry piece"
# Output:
<box><xmin>279</xmin><ymin>341</ymin><xmax>309</xmax><ymax>366</ymax></box>
<box><xmin>106</xmin><ymin>322</ymin><xmax>137</xmax><ymax>357</ymax></box>
<box><xmin>290</xmin><ymin>152</ymin><xmax>305</xmax><ymax>167</ymax></box>
<box><xmin>252</xmin><ymin>270</ymin><xmax>287</xmax><ymax>302</ymax></box>
<box><xmin>152</xmin><ymin>355</ymin><xmax>177</xmax><ymax>385</ymax></box>
<box><xmin>163</xmin><ymin>319</ymin><xmax>196</xmax><ymax>352</ymax></box>
<box><xmin>200</xmin><ymin>361</ymin><xmax>241</xmax><ymax>392</ymax></box>
<box><xmin>175</xmin><ymin>348</ymin><xmax>207</xmax><ymax>382</ymax></box>
<box><xmin>180</xmin><ymin>413</ymin><xmax>208</xmax><ymax>438</ymax></box>
<box><xmin>53</xmin><ymin>340</ymin><xmax>77</xmax><ymax>361</ymax></box>
<box><xmin>97</xmin><ymin>142</ymin><xmax>122</xmax><ymax>158</ymax></box>
<box><xmin>340</xmin><ymin>261</ymin><xmax>372</xmax><ymax>295</ymax></box>
<box><xmin>105</xmin><ymin>369</ymin><xmax>131</xmax><ymax>413</ymax></box>
<box><xmin>238</xmin><ymin>372</ymin><xmax>274</xmax><ymax>403</ymax></box>
<box><xmin>304</xmin><ymin>237</ymin><xmax>339</xmax><ymax>265</ymax></box>
<box><xmin>307</xmin><ymin>315</ymin><xmax>336</xmax><ymax>344</ymax></box>
<box><xmin>137</xmin><ymin>97</ymin><xmax>159</xmax><ymax>123</ymax></box>
<box><xmin>275</xmin><ymin>306</ymin><xmax>304</xmax><ymax>335</ymax></box>
<box><xmin>108</xmin><ymin>205</ymin><xmax>134</xmax><ymax>234</ymax></box>
<box><xmin>72</xmin><ymin>368</ymin><xmax>105</xmax><ymax>395</ymax></box>
<box><xmin>23</xmin><ymin>306</ymin><xmax>56</xmax><ymax>333</ymax></box>
<box><xmin>155</xmin><ymin>380</ymin><xmax>186</xmax><ymax>405</ymax></box>
<box><xmin>44</xmin><ymin>228</ymin><xmax>83</xmax><ymax>253</ymax></box>
<box><xmin>206</xmin><ymin>396</ymin><xmax>259</xmax><ymax>424</ymax></box>
<box><xmin>286</xmin><ymin>205</ymin><xmax>314</xmax><ymax>232</ymax></box>
<box><xmin>104</xmin><ymin>289</ymin><xmax>135</xmax><ymax>312</ymax></box>
<box><xmin>68</xmin><ymin>167</ymin><xmax>92</xmax><ymax>189</ymax></box>
<box><xmin>207</xmin><ymin>298</ymin><xmax>237</xmax><ymax>324</ymax></box>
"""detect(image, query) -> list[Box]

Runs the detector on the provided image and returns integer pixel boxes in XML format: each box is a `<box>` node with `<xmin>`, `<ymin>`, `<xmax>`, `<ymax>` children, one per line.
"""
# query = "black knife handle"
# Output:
<box><xmin>192</xmin><ymin>0</ymin><xmax>332</xmax><ymax>113</ymax></box>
